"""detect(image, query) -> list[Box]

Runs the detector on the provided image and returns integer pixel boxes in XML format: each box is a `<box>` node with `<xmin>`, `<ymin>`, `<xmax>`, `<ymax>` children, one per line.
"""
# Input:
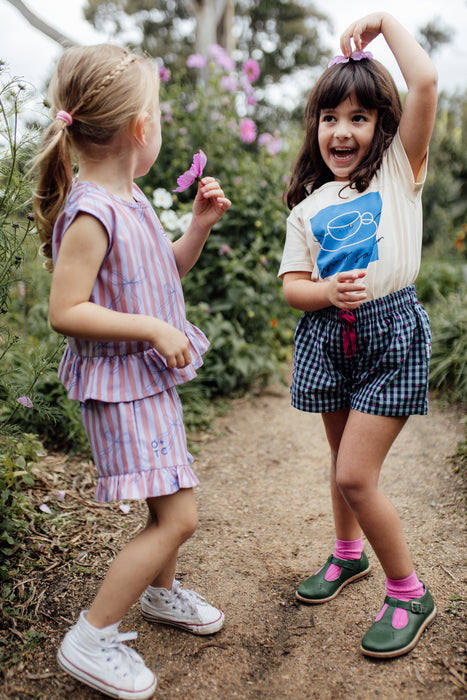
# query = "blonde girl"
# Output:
<box><xmin>32</xmin><ymin>44</ymin><xmax>231</xmax><ymax>699</ymax></box>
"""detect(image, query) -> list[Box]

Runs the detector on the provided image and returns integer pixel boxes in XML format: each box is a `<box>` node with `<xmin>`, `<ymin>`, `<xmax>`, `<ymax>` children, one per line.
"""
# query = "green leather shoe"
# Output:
<box><xmin>361</xmin><ymin>585</ymin><xmax>437</xmax><ymax>658</ymax></box>
<box><xmin>296</xmin><ymin>552</ymin><xmax>371</xmax><ymax>604</ymax></box>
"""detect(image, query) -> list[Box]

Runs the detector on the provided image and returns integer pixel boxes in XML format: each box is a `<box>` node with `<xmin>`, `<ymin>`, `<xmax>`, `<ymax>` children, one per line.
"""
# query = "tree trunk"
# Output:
<box><xmin>4</xmin><ymin>0</ymin><xmax>78</xmax><ymax>48</ymax></box>
<box><xmin>189</xmin><ymin>0</ymin><xmax>232</xmax><ymax>55</ymax></box>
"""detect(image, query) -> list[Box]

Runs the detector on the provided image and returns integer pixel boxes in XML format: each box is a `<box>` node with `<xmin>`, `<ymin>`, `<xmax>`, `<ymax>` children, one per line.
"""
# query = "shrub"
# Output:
<box><xmin>139</xmin><ymin>49</ymin><xmax>297</xmax><ymax>400</ymax></box>
<box><xmin>428</xmin><ymin>290</ymin><xmax>467</xmax><ymax>403</ymax></box>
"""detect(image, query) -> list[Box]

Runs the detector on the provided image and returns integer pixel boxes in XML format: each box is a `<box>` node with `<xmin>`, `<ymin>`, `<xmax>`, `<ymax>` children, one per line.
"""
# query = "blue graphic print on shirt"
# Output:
<box><xmin>310</xmin><ymin>192</ymin><xmax>382</xmax><ymax>278</ymax></box>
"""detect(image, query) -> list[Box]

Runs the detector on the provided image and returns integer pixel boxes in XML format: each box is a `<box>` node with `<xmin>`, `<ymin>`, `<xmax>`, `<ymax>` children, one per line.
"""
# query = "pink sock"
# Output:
<box><xmin>375</xmin><ymin>571</ymin><xmax>425</xmax><ymax>629</ymax></box>
<box><xmin>324</xmin><ymin>536</ymin><xmax>363</xmax><ymax>581</ymax></box>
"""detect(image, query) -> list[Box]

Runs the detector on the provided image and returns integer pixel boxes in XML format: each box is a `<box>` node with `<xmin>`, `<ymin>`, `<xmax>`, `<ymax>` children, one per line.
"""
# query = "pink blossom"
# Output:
<box><xmin>159</xmin><ymin>66</ymin><xmax>171</xmax><ymax>82</ymax></box>
<box><xmin>160</xmin><ymin>102</ymin><xmax>173</xmax><ymax>122</ymax></box>
<box><xmin>240</xmin><ymin>118</ymin><xmax>257</xmax><ymax>144</ymax></box>
<box><xmin>187</xmin><ymin>54</ymin><xmax>207</xmax><ymax>69</ymax></box>
<box><xmin>246</xmin><ymin>93</ymin><xmax>257</xmax><ymax>107</ymax></box>
<box><xmin>39</xmin><ymin>504</ymin><xmax>52</xmax><ymax>514</ymax></box>
<box><xmin>173</xmin><ymin>150</ymin><xmax>207</xmax><ymax>192</ymax></box>
<box><xmin>209</xmin><ymin>44</ymin><xmax>235</xmax><ymax>71</ymax></box>
<box><xmin>221</xmin><ymin>75</ymin><xmax>238</xmax><ymax>93</ymax></box>
<box><xmin>17</xmin><ymin>396</ymin><xmax>33</xmax><ymax>408</ymax></box>
<box><xmin>243</xmin><ymin>59</ymin><xmax>260</xmax><ymax>83</ymax></box>
<box><xmin>258</xmin><ymin>132</ymin><xmax>282</xmax><ymax>156</ymax></box>
<box><xmin>218</xmin><ymin>244</ymin><xmax>232</xmax><ymax>255</ymax></box>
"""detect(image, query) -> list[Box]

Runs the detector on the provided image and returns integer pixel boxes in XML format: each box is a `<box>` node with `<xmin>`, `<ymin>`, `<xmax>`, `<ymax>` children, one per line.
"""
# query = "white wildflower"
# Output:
<box><xmin>153</xmin><ymin>187</ymin><xmax>173</xmax><ymax>209</ymax></box>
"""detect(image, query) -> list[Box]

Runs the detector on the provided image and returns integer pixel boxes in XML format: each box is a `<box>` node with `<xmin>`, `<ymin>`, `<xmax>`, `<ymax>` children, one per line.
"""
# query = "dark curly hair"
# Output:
<box><xmin>287</xmin><ymin>58</ymin><xmax>402</xmax><ymax>209</ymax></box>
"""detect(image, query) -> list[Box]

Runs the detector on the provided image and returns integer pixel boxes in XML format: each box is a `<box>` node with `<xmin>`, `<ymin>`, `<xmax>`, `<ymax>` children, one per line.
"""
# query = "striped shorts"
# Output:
<box><xmin>81</xmin><ymin>385</ymin><xmax>199</xmax><ymax>503</ymax></box>
<box><xmin>291</xmin><ymin>285</ymin><xmax>432</xmax><ymax>416</ymax></box>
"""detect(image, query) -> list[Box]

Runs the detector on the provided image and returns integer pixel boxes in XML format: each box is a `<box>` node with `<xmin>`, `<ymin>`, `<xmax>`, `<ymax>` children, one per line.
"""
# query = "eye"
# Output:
<box><xmin>353</xmin><ymin>114</ymin><xmax>368</xmax><ymax>123</ymax></box>
<box><xmin>321</xmin><ymin>114</ymin><xmax>336</xmax><ymax>123</ymax></box>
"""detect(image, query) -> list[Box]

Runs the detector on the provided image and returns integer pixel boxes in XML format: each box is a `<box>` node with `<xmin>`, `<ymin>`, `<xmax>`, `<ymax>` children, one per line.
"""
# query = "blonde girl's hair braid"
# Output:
<box><xmin>30</xmin><ymin>45</ymin><xmax>158</xmax><ymax>271</ymax></box>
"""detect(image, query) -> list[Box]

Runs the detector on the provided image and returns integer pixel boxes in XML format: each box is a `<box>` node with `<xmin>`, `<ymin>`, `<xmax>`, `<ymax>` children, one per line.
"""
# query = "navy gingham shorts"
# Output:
<box><xmin>291</xmin><ymin>285</ymin><xmax>432</xmax><ymax>416</ymax></box>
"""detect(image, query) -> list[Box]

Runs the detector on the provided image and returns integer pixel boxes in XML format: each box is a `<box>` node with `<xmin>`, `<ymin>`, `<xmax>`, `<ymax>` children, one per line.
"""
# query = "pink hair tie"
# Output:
<box><xmin>55</xmin><ymin>110</ymin><xmax>73</xmax><ymax>126</ymax></box>
<box><xmin>328</xmin><ymin>50</ymin><xmax>373</xmax><ymax>68</ymax></box>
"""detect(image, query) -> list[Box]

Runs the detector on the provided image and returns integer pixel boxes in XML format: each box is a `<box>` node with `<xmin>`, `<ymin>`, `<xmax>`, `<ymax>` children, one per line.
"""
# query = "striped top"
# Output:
<box><xmin>52</xmin><ymin>181</ymin><xmax>209</xmax><ymax>403</ymax></box>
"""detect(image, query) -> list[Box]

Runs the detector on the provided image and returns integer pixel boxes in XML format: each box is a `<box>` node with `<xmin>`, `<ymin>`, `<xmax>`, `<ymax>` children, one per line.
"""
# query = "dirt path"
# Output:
<box><xmin>3</xmin><ymin>382</ymin><xmax>466</xmax><ymax>699</ymax></box>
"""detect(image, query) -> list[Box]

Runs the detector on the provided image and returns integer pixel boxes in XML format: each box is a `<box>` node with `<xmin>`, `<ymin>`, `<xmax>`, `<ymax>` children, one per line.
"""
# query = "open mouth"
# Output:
<box><xmin>331</xmin><ymin>147</ymin><xmax>355</xmax><ymax>162</ymax></box>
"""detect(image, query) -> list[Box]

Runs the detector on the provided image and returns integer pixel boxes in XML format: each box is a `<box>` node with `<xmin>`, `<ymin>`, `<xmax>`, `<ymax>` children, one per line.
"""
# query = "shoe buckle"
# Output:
<box><xmin>410</xmin><ymin>601</ymin><xmax>423</xmax><ymax>614</ymax></box>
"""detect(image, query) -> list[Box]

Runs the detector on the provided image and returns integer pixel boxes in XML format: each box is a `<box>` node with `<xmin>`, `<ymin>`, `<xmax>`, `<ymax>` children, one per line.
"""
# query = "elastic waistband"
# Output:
<box><xmin>314</xmin><ymin>285</ymin><xmax>418</xmax><ymax>322</ymax></box>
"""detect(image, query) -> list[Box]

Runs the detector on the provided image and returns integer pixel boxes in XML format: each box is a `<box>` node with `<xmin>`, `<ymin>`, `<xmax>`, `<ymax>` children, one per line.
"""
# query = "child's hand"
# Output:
<box><xmin>192</xmin><ymin>177</ymin><xmax>231</xmax><ymax>229</ymax></box>
<box><xmin>340</xmin><ymin>12</ymin><xmax>387</xmax><ymax>56</ymax></box>
<box><xmin>149</xmin><ymin>319</ymin><xmax>192</xmax><ymax>369</ymax></box>
<box><xmin>327</xmin><ymin>270</ymin><xmax>367</xmax><ymax>309</ymax></box>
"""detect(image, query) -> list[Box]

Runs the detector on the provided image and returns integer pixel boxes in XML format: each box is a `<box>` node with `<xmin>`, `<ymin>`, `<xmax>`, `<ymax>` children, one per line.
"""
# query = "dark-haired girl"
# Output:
<box><xmin>279</xmin><ymin>12</ymin><xmax>438</xmax><ymax>658</ymax></box>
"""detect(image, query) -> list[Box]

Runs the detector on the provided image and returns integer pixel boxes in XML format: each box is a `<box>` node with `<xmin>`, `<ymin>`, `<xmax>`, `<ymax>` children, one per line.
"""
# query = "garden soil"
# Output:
<box><xmin>2</xmin><ymin>379</ymin><xmax>466</xmax><ymax>699</ymax></box>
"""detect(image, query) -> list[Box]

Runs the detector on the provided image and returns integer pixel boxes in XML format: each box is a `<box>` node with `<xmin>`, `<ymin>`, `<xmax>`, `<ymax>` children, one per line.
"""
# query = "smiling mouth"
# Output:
<box><xmin>331</xmin><ymin>147</ymin><xmax>355</xmax><ymax>161</ymax></box>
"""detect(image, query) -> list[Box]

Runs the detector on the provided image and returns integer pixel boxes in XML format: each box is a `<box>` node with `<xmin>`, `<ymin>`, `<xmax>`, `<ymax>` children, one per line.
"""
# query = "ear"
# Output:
<box><xmin>134</xmin><ymin>112</ymin><xmax>149</xmax><ymax>146</ymax></box>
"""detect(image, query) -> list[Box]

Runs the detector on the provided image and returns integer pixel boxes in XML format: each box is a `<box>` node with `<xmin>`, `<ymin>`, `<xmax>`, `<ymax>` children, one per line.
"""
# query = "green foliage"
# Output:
<box><xmin>423</xmin><ymin>91</ymin><xmax>467</xmax><ymax>255</ymax></box>
<box><xmin>139</xmin><ymin>55</ymin><xmax>297</xmax><ymax>399</ymax></box>
<box><xmin>0</xmin><ymin>433</ymin><xmax>43</xmax><ymax>582</ymax></box>
<box><xmin>428</xmin><ymin>289</ymin><xmax>467</xmax><ymax>402</ymax></box>
<box><xmin>415</xmin><ymin>259</ymin><xmax>466</xmax><ymax>305</ymax></box>
<box><xmin>417</xmin><ymin>259</ymin><xmax>467</xmax><ymax>404</ymax></box>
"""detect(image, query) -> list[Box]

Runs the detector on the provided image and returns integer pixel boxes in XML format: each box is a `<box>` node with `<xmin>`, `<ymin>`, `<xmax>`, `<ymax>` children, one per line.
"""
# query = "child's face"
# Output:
<box><xmin>318</xmin><ymin>91</ymin><xmax>377</xmax><ymax>182</ymax></box>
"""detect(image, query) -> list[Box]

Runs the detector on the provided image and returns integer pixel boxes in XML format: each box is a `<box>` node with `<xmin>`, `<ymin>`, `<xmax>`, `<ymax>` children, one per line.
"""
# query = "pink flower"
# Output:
<box><xmin>209</xmin><ymin>44</ymin><xmax>235</xmax><ymax>71</ymax></box>
<box><xmin>218</xmin><ymin>244</ymin><xmax>232</xmax><ymax>255</ymax></box>
<box><xmin>17</xmin><ymin>396</ymin><xmax>33</xmax><ymax>408</ymax></box>
<box><xmin>258</xmin><ymin>132</ymin><xmax>282</xmax><ymax>155</ymax></box>
<box><xmin>243</xmin><ymin>59</ymin><xmax>260</xmax><ymax>83</ymax></box>
<box><xmin>39</xmin><ymin>504</ymin><xmax>52</xmax><ymax>514</ymax></box>
<box><xmin>173</xmin><ymin>150</ymin><xmax>207</xmax><ymax>192</ymax></box>
<box><xmin>240</xmin><ymin>118</ymin><xmax>257</xmax><ymax>144</ymax></box>
<box><xmin>159</xmin><ymin>66</ymin><xmax>171</xmax><ymax>82</ymax></box>
<box><xmin>221</xmin><ymin>75</ymin><xmax>238</xmax><ymax>93</ymax></box>
<box><xmin>187</xmin><ymin>54</ymin><xmax>207</xmax><ymax>69</ymax></box>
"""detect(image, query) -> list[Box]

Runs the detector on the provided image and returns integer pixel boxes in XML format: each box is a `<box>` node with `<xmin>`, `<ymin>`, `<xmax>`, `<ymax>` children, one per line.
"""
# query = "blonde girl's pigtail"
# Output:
<box><xmin>31</xmin><ymin>112</ymin><xmax>75</xmax><ymax>272</ymax></box>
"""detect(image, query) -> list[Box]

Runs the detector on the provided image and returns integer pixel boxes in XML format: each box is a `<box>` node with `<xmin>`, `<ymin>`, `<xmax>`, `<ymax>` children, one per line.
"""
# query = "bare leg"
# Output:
<box><xmin>333</xmin><ymin>410</ymin><xmax>413</xmax><ymax>580</ymax></box>
<box><xmin>322</xmin><ymin>409</ymin><xmax>361</xmax><ymax>542</ymax></box>
<box><xmin>86</xmin><ymin>488</ymin><xmax>198</xmax><ymax>628</ymax></box>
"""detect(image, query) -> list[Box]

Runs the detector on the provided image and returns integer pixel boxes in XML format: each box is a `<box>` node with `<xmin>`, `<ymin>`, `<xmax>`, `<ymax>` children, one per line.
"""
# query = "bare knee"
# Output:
<box><xmin>335</xmin><ymin>469</ymin><xmax>371</xmax><ymax>509</ymax></box>
<box><xmin>176</xmin><ymin>509</ymin><xmax>198</xmax><ymax>544</ymax></box>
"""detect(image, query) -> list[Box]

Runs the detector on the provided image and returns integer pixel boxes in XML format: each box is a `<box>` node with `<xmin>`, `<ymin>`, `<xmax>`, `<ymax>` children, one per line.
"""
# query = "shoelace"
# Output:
<box><xmin>100</xmin><ymin>631</ymin><xmax>143</xmax><ymax>676</ymax></box>
<box><xmin>170</xmin><ymin>581</ymin><xmax>208</xmax><ymax>618</ymax></box>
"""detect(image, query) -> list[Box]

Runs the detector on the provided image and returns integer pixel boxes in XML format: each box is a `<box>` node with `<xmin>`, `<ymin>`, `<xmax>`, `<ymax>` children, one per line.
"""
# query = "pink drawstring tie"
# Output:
<box><xmin>339</xmin><ymin>309</ymin><xmax>356</xmax><ymax>358</ymax></box>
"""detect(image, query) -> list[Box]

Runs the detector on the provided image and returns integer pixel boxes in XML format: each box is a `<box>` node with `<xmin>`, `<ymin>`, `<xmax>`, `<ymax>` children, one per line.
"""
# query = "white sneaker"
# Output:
<box><xmin>57</xmin><ymin>611</ymin><xmax>157</xmax><ymax>699</ymax></box>
<box><xmin>141</xmin><ymin>579</ymin><xmax>224</xmax><ymax>635</ymax></box>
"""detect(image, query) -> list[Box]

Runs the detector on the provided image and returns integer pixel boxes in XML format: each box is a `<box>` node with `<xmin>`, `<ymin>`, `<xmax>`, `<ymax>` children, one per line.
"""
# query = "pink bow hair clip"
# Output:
<box><xmin>328</xmin><ymin>50</ymin><xmax>373</xmax><ymax>68</ymax></box>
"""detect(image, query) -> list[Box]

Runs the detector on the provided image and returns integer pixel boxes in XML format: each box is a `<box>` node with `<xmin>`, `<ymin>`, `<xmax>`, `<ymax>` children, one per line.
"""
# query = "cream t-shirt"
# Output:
<box><xmin>278</xmin><ymin>131</ymin><xmax>427</xmax><ymax>302</ymax></box>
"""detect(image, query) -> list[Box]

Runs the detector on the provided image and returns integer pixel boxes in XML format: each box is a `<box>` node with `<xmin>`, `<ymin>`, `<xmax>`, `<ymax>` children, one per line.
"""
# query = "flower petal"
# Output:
<box><xmin>192</xmin><ymin>149</ymin><xmax>207</xmax><ymax>177</ymax></box>
<box><xmin>119</xmin><ymin>504</ymin><xmax>131</xmax><ymax>514</ymax></box>
<box><xmin>39</xmin><ymin>503</ymin><xmax>52</xmax><ymax>514</ymax></box>
<box><xmin>17</xmin><ymin>396</ymin><xmax>34</xmax><ymax>408</ymax></box>
<box><xmin>173</xmin><ymin>171</ymin><xmax>196</xmax><ymax>192</ymax></box>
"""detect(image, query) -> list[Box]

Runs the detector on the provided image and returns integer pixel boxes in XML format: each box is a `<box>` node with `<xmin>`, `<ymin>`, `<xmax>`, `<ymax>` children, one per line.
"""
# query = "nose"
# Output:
<box><xmin>335</xmin><ymin>120</ymin><xmax>352</xmax><ymax>139</ymax></box>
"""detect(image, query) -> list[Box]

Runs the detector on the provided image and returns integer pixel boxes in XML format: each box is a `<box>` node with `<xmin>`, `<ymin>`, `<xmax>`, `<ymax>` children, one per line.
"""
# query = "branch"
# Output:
<box><xmin>4</xmin><ymin>0</ymin><xmax>79</xmax><ymax>48</ymax></box>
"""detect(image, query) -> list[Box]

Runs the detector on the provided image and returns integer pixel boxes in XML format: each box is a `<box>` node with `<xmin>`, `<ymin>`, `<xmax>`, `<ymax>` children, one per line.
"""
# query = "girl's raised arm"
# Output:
<box><xmin>340</xmin><ymin>12</ymin><xmax>438</xmax><ymax>178</ymax></box>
